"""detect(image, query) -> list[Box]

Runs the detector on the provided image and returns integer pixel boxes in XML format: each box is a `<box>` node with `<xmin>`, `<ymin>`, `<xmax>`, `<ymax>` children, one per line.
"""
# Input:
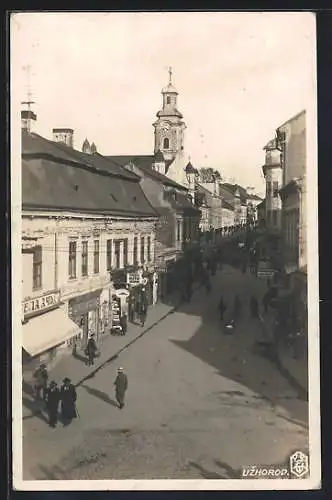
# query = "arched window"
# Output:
<box><xmin>163</xmin><ymin>137</ymin><xmax>170</xmax><ymax>149</ymax></box>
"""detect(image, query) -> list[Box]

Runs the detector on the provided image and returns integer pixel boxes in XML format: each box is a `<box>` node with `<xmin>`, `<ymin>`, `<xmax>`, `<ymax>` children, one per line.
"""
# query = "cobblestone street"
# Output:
<box><xmin>23</xmin><ymin>265</ymin><xmax>308</xmax><ymax>480</ymax></box>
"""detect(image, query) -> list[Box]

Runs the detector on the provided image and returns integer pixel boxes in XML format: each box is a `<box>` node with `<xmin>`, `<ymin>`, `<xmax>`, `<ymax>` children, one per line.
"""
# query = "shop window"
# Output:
<box><xmin>82</xmin><ymin>241</ymin><xmax>88</xmax><ymax>276</ymax></box>
<box><xmin>273</xmin><ymin>181</ymin><xmax>279</xmax><ymax>197</ymax></box>
<box><xmin>106</xmin><ymin>239</ymin><xmax>112</xmax><ymax>271</ymax></box>
<box><xmin>133</xmin><ymin>237</ymin><xmax>138</xmax><ymax>265</ymax></box>
<box><xmin>147</xmin><ymin>236</ymin><xmax>151</xmax><ymax>262</ymax></box>
<box><xmin>68</xmin><ymin>241</ymin><xmax>77</xmax><ymax>279</ymax></box>
<box><xmin>163</xmin><ymin>137</ymin><xmax>170</xmax><ymax>149</ymax></box>
<box><xmin>93</xmin><ymin>240</ymin><xmax>99</xmax><ymax>274</ymax></box>
<box><xmin>140</xmin><ymin>236</ymin><xmax>145</xmax><ymax>264</ymax></box>
<box><xmin>123</xmin><ymin>238</ymin><xmax>128</xmax><ymax>266</ymax></box>
<box><xmin>33</xmin><ymin>245</ymin><xmax>42</xmax><ymax>290</ymax></box>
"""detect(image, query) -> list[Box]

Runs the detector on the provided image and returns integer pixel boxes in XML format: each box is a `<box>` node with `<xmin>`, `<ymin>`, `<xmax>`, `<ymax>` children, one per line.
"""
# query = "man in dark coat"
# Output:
<box><xmin>45</xmin><ymin>380</ymin><xmax>60</xmax><ymax>428</ymax></box>
<box><xmin>120</xmin><ymin>314</ymin><xmax>128</xmax><ymax>335</ymax></box>
<box><xmin>139</xmin><ymin>294</ymin><xmax>148</xmax><ymax>327</ymax></box>
<box><xmin>60</xmin><ymin>377</ymin><xmax>77</xmax><ymax>425</ymax></box>
<box><xmin>85</xmin><ymin>334</ymin><xmax>97</xmax><ymax>366</ymax></box>
<box><xmin>114</xmin><ymin>367</ymin><xmax>128</xmax><ymax>409</ymax></box>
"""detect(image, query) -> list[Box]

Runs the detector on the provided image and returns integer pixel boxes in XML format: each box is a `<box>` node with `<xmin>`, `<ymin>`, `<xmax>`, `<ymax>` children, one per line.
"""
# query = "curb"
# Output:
<box><xmin>22</xmin><ymin>286</ymin><xmax>203</xmax><ymax>421</ymax></box>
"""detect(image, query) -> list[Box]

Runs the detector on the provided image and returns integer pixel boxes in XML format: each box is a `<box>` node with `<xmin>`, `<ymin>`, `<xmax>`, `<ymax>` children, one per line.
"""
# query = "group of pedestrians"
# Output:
<box><xmin>31</xmin><ymin>363</ymin><xmax>130</xmax><ymax>428</ymax></box>
<box><xmin>33</xmin><ymin>364</ymin><xmax>77</xmax><ymax>428</ymax></box>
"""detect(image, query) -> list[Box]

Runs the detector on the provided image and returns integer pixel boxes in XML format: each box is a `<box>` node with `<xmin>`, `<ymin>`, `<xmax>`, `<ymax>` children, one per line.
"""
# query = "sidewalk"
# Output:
<box><xmin>259</xmin><ymin>311</ymin><xmax>308</xmax><ymax>396</ymax></box>
<box><xmin>22</xmin><ymin>292</ymin><xmax>183</xmax><ymax>419</ymax></box>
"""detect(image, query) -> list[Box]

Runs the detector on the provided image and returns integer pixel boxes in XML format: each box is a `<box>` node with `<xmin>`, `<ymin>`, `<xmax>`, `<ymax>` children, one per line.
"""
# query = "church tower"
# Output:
<box><xmin>153</xmin><ymin>68</ymin><xmax>186</xmax><ymax>162</ymax></box>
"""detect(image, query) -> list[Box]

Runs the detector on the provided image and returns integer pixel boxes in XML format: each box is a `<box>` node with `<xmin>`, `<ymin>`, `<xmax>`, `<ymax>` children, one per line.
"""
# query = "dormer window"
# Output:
<box><xmin>163</xmin><ymin>138</ymin><xmax>170</xmax><ymax>149</ymax></box>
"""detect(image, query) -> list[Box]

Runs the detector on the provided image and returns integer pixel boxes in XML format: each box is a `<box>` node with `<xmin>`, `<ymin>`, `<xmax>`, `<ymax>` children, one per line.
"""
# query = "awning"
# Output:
<box><xmin>23</xmin><ymin>307</ymin><xmax>82</xmax><ymax>357</ymax></box>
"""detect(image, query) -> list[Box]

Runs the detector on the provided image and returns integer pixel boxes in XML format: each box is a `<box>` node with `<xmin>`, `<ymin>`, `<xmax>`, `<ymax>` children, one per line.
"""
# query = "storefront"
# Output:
<box><xmin>68</xmin><ymin>289</ymin><xmax>102</xmax><ymax>348</ymax></box>
<box><xmin>22</xmin><ymin>289</ymin><xmax>82</xmax><ymax>371</ymax></box>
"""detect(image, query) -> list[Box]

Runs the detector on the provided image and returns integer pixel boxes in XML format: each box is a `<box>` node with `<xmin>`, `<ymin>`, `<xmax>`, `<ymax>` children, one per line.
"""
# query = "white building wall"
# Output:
<box><xmin>22</xmin><ymin>213</ymin><xmax>156</xmax><ymax>303</ymax></box>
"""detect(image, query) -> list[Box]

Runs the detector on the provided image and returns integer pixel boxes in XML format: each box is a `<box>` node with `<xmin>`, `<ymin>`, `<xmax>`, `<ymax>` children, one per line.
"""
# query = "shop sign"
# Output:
<box><xmin>23</xmin><ymin>290</ymin><xmax>60</xmax><ymax>319</ymax></box>
<box><xmin>257</xmin><ymin>269</ymin><xmax>275</xmax><ymax>279</ymax></box>
<box><xmin>128</xmin><ymin>272</ymin><xmax>140</xmax><ymax>285</ymax></box>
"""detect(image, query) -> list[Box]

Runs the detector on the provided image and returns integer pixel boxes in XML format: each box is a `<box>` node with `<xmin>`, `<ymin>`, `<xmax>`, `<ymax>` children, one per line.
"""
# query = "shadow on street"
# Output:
<box><xmin>81</xmin><ymin>384</ymin><xmax>119</xmax><ymax>408</ymax></box>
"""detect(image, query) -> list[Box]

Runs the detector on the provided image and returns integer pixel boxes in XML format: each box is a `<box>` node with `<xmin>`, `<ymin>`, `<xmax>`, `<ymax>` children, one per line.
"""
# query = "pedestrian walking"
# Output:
<box><xmin>233</xmin><ymin>295</ymin><xmax>242</xmax><ymax>321</ymax></box>
<box><xmin>60</xmin><ymin>377</ymin><xmax>77</xmax><ymax>426</ymax></box>
<box><xmin>218</xmin><ymin>296</ymin><xmax>227</xmax><ymax>320</ymax></box>
<box><xmin>85</xmin><ymin>334</ymin><xmax>97</xmax><ymax>366</ymax></box>
<box><xmin>139</xmin><ymin>301</ymin><xmax>148</xmax><ymax>327</ymax></box>
<box><xmin>114</xmin><ymin>367</ymin><xmax>128</xmax><ymax>409</ymax></box>
<box><xmin>120</xmin><ymin>314</ymin><xmax>128</xmax><ymax>335</ymax></box>
<box><xmin>33</xmin><ymin>363</ymin><xmax>48</xmax><ymax>400</ymax></box>
<box><xmin>250</xmin><ymin>295</ymin><xmax>259</xmax><ymax>319</ymax></box>
<box><xmin>45</xmin><ymin>381</ymin><xmax>60</xmax><ymax>428</ymax></box>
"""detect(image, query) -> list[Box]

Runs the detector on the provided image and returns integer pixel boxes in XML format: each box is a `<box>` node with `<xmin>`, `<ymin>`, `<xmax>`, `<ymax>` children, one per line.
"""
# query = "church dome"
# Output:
<box><xmin>162</xmin><ymin>83</ymin><xmax>178</xmax><ymax>95</ymax></box>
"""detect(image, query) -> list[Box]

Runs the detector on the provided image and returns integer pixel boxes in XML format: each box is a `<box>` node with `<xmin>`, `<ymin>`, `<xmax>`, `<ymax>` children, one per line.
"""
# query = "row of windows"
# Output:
<box><xmin>29</xmin><ymin>236</ymin><xmax>152</xmax><ymax>290</ymax></box>
<box><xmin>266</xmin><ymin>181</ymin><xmax>279</xmax><ymax>198</ymax></box>
<box><xmin>68</xmin><ymin>236</ymin><xmax>152</xmax><ymax>279</ymax></box>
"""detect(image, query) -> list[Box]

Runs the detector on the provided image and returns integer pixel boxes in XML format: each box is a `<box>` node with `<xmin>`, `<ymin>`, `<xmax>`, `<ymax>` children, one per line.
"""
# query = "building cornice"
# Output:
<box><xmin>22</xmin><ymin>205</ymin><xmax>158</xmax><ymax>220</ymax></box>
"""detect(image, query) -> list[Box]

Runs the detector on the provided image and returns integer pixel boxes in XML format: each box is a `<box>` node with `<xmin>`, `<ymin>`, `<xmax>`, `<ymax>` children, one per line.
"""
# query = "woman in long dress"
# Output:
<box><xmin>60</xmin><ymin>377</ymin><xmax>77</xmax><ymax>425</ymax></box>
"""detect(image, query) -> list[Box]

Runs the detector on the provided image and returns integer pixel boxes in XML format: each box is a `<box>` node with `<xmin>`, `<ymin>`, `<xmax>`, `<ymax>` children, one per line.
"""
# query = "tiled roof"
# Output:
<box><xmin>105</xmin><ymin>155</ymin><xmax>184</xmax><ymax>189</ymax></box>
<box><xmin>22</xmin><ymin>131</ymin><xmax>139</xmax><ymax>181</ymax></box>
<box><xmin>221</xmin><ymin>183</ymin><xmax>247</xmax><ymax>203</ymax></box>
<box><xmin>222</xmin><ymin>199</ymin><xmax>235</xmax><ymax>211</ymax></box>
<box><xmin>22</xmin><ymin>131</ymin><xmax>157</xmax><ymax>217</ymax></box>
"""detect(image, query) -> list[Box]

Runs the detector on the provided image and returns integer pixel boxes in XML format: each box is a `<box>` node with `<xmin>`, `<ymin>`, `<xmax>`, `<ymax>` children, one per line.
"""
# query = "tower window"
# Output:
<box><xmin>163</xmin><ymin>137</ymin><xmax>170</xmax><ymax>149</ymax></box>
<box><xmin>166</xmin><ymin>96</ymin><xmax>171</xmax><ymax>104</ymax></box>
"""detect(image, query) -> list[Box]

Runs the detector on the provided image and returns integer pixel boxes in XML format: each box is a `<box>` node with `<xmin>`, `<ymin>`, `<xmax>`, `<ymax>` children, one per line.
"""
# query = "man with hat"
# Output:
<box><xmin>45</xmin><ymin>381</ymin><xmax>60</xmax><ymax>428</ymax></box>
<box><xmin>114</xmin><ymin>367</ymin><xmax>128</xmax><ymax>409</ymax></box>
<box><xmin>85</xmin><ymin>334</ymin><xmax>97</xmax><ymax>366</ymax></box>
<box><xmin>60</xmin><ymin>377</ymin><xmax>77</xmax><ymax>425</ymax></box>
<box><xmin>33</xmin><ymin>363</ymin><xmax>49</xmax><ymax>400</ymax></box>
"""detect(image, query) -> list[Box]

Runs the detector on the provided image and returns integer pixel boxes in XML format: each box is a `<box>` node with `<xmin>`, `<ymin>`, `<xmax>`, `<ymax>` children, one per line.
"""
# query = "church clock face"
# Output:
<box><xmin>161</xmin><ymin>121</ymin><xmax>170</xmax><ymax>132</ymax></box>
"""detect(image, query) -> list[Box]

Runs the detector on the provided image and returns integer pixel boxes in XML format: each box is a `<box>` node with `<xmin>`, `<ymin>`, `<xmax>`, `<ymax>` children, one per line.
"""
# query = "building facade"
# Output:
<box><xmin>22</xmin><ymin>129</ymin><xmax>157</xmax><ymax>369</ymax></box>
<box><xmin>262</xmin><ymin>138</ymin><xmax>283</xmax><ymax>231</ymax></box>
<box><xmin>277</xmin><ymin>110</ymin><xmax>307</xmax><ymax>279</ymax></box>
<box><xmin>105</xmin><ymin>152</ymin><xmax>201</xmax><ymax>298</ymax></box>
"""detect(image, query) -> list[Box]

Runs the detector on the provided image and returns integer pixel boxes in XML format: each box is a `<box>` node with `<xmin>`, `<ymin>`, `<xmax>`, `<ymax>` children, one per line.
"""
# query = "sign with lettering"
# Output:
<box><xmin>127</xmin><ymin>272</ymin><xmax>140</xmax><ymax>285</ymax></box>
<box><xmin>23</xmin><ymin>291</ymin><xmax>60</xmax><ymax>318</ymax></box>
<box><xmin>257</xmin><ymin>270</ymin><xmax>275</xmax><ymax>279</ymax></box>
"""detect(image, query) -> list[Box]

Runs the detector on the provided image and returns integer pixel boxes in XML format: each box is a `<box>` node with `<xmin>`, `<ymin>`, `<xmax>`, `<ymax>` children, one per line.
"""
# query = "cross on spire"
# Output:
<box><xmin>168</xmin><ymin>66</ymin><xmax>173</xmax><ymax>84</ymax></box>
<box><xmin>21</xmin><ymin>64</ymin><xmax>35</xmax><ymax>108</ymax></box>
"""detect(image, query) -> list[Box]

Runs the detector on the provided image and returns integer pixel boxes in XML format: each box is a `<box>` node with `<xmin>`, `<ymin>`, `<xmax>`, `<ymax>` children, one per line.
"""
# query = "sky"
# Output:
<box><xmin>11</xmin><ymin>12</ymin><xmax>316</xmax><ymax>195</ymax></box>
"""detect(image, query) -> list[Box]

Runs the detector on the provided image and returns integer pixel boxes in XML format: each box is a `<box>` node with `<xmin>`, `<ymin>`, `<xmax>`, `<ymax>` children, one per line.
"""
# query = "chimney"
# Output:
<box><xmin>21</xmin><ymin>109</ymin><xmax>37</xmax><ymax>132</ymax></box>
<box><xmin>52</xmin><ymin>128</ymin><xmax>74</xmax><ymax>147</ymax></box>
